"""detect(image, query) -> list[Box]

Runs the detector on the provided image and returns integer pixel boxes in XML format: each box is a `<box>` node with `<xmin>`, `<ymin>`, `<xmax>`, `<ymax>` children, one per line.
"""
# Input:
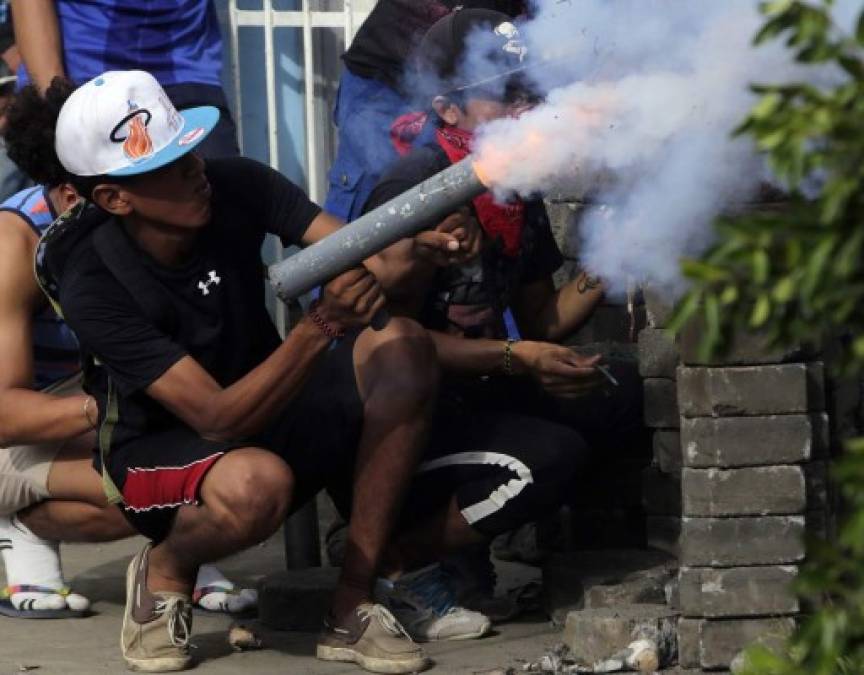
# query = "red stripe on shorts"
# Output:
<box><xmin>122</xmin><ymin>453</ymin><xmax>224</xmax><ymax>512</ymax></box>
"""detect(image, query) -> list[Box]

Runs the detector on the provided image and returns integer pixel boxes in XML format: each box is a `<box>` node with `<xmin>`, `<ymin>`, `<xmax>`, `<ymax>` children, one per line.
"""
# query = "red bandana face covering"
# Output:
<box><xmin>390</xmin><ymin>112</ymin><xmax>525</xmax><ymax>257</ymax></box>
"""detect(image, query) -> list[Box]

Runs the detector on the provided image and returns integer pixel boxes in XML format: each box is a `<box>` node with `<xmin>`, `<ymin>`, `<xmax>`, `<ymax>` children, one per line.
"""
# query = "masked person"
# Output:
<box><xmin>350</xmin><ymin>8</ymin><xmax>644</xmax><ymax>640</ymax></box>
<box><xmin>324</xmin><ymin>0</ymin><xmax>526</xmax><ymax>223</ymax></box>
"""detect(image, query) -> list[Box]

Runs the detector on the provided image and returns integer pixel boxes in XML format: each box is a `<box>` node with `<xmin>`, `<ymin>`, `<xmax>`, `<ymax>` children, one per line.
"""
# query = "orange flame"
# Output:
<box><xmin>124</xmin><ymin>114</ymin><xmax>154</xmax><ymax>161</ymax></box>
<box><xmin>473</xmin><ymin>95</ymin><xmax>614</xmax><ymax>190</ymax></box>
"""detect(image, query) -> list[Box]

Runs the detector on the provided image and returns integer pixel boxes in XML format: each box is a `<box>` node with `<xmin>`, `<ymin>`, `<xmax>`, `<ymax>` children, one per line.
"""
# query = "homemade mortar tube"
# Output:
<box><xmin>269</xmin><ymin>155</ymin><xmax>488</xmax><ymax>301</ymax></box>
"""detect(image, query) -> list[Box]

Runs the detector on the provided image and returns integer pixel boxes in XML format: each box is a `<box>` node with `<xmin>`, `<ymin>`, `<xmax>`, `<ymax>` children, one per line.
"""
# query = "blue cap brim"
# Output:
<box><xmin>106</xmin><ymin>105</ymin><xmax>220</xmax><ymax>177</ymax></box>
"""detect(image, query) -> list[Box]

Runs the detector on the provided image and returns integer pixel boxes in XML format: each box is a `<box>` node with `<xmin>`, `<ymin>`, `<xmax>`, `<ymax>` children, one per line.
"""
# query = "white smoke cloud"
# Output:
<box><xmin>467</xmin><ymin>0</ymin><xmax>840</xmax><ymax>297</ymax></box>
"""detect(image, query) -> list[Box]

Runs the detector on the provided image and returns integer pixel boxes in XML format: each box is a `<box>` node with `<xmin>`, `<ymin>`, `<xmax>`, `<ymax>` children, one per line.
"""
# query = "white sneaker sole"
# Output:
<box><xmin>425</xmin><ymin>624</ymin><xmax>491</xmax><ymax>642</ymax></box>
<box><xmin>124</xmin><ymin>657</ymin><xmax>193</xmax><ymax>673</ymax></box>
<box><xmin>412</xmin><ymin>616</ymin><xmax>492</xmax><ymax>642</ymax></box>
<box><xmin>316</xmin><ymin>644</ymin><xmax>428</xmax><ymax>674</ymax></box>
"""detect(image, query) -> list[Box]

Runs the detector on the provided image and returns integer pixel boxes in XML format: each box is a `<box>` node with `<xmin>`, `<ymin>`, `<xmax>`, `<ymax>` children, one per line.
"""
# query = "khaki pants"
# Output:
<box><xmin>0</xmin><ymin>375</ymin><xmax>83</xmax><ymax>516</ymax></box>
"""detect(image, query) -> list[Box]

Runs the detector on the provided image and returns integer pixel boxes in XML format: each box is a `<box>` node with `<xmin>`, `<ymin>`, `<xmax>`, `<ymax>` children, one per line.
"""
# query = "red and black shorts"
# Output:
<box><xmin>101</xmin><ymin>334</ymin><xmax>363</xmax><ymax>542</ymax></box>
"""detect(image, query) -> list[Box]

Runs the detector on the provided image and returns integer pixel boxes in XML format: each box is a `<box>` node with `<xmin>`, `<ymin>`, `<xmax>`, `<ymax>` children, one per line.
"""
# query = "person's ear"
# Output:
<box><xmin>57</xmin><ymin>183</ymin><xmax>80</xmax><ymax>211</ymax></box>
<box><xmin>432</xmin><ymin>96</ymin><xmax>461</xmax><ymax>126</ymax></box>
<box><xmin>91</xmin><ymin>183</ymin><xmax>133</xmax><ymax>216</ymax></box>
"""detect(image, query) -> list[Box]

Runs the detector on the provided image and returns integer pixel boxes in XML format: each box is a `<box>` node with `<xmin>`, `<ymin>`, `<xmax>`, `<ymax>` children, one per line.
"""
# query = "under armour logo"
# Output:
<box><xmin>197</xmin><ymin>270</ymin><xmax>221</xmax><ymax>296</ymax></box>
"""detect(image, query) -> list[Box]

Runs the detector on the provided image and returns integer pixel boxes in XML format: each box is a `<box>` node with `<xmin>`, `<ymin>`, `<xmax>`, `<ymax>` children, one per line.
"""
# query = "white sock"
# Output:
<box><xmin>0</xmin><ymin>515</ymin><xmax>88</xmax><ymax>612</ymax></box>
<box><xmin>194</xmin><ymin>564</ymin><xmax>258</xmax><ymax>613</ymax></box>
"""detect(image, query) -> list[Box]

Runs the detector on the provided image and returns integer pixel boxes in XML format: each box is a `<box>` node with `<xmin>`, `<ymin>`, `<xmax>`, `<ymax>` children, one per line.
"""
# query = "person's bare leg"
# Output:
<box><xmin>145</xmin><ymin>448</ymin><xmax>292</xmax><ymax>595</ymax></box>
<box><xmin>18</xmin><ymin>499</ymin><xmax>133</xmax><ymax>541</ymax></box>
<box><xmin>16</xmin><ymin>432</ymin><xmax>135</xmax><ymax>541</ymax></box>
<box><xmin>382</xmin><ymin>496</ymin><xmax>487</xmax><ymax>579</ymax></box>
<box><xmin>330</xmin><ymin>318</ymin><xmax>438</xmax><ymax>621</ymax></box>
<box><xmin>0</xmin><ymin>434</ymin><xmax>134</xmax><ymax>612</ymax></box>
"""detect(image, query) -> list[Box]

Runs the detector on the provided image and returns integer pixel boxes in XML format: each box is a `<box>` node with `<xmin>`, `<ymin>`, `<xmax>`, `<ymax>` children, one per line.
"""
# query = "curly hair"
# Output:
<box><xmin>4</xmin><ymin>77</ymin><xmax>76</xmax><ymax>188</ymax></box>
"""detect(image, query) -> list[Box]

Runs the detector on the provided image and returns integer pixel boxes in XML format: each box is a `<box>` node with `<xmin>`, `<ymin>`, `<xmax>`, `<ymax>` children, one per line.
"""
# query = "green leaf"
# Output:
<box><xmin>680</xmin><ymin>259</ymin><xmax>730</xmax><ymax>283</ymax></box>
<box><xmin>666</xmin><ymin>290</ymin><xmax>700</xmax><ymax>335</ymax></box>
<box><xmin>751</xmin><ymin>294</ymin><xmax>772</xmax><ymax>328</ymax></box>
<box><xmin>773</xmin><ymin>276</ymin><xmax>796</xmax><ymax>303</ymax></box>
<box><xmin>758</xmin><ymin>128</ymin><xmax>789</xmax><ymax>150</ymax></box>
<box><xmin>753</xmin><ymin>249</ymin><xmax>770</xmax><ymax>285</ymax></box>
<box><xmin>752</xmin><ymin>92</ymin><xmax>783</xmax><ymax>120</ymax></box>
<box><xmin>853</xmin><ymin>335</ymin><xmax>864</xmax><ymax>359</ymax></box>
<box><xmin>720</xmin><ymin>285</ymin><xmax>739</xmax><ymax>305</ymax></box>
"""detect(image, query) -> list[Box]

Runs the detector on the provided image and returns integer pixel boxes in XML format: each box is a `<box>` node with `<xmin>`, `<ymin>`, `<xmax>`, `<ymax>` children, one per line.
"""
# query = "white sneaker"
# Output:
<box><xmin>376</xmin><ymin>564</ymin><xmax>491</xmax><ymax>642</ymax></box>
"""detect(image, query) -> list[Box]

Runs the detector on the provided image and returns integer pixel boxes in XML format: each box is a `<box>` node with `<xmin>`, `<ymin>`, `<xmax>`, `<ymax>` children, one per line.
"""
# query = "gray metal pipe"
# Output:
<box><xmin>269</xmin><ymin>155</ymin><xmax>486</xmax><ymax>300</ymax></box>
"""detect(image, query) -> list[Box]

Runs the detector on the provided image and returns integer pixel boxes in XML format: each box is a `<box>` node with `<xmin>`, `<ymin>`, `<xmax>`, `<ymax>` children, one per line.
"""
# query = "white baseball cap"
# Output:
<box><xmin>55</xmin><ymin>70</ymin><xmax>219</xmax><ymax>177</ymax></box>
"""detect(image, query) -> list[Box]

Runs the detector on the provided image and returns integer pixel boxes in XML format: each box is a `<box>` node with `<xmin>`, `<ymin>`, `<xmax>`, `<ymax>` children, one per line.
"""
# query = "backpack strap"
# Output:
<box><xmin>35</xmin><ymin>205</ymin><xmax>182</xmax><ymax>505</ymax></box>
<box><xmin>34</xmin><ymin>201</ymin><xmax>106</xmax><ymax>318</ymax></box>
<box><xmin>89</xmin><ymin>222</ymin><xmax>183</xmax><ymax>503</ymax></box>
<box><xmin>97</xmin><ymin>376</ymin><xmax>123</xmax><ymax>504</ymax></box>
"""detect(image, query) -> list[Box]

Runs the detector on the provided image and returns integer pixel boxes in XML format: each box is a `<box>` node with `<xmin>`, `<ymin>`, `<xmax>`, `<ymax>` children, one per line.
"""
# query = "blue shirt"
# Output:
<box><xmin>18</xmin><ymin>0</ymin><xmax>223</xmax><ymax>88</ymax></box>
<box><xmin>0</xmin><ymin>186</ymin><xmax>80</xmax><ymax>390</ymax></box>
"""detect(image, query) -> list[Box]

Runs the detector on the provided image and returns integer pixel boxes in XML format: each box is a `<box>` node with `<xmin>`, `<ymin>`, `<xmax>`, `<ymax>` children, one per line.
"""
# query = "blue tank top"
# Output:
<box><xmin>17</xmin><ymin>0</ymin><xmax>223</xmax><ymax>89</ymax></box>
<box><xmin>0</xmin><ymin>186</ymin><xmax>80</xmax><ymax>390</ymax></box>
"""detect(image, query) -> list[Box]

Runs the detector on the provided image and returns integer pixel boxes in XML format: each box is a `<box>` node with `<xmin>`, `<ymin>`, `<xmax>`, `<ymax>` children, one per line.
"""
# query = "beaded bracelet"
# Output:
<box><xmin>308</xmin><ymin>301</ymin><xmax>345</xmax><ymax>339</ymax></box>
<box><xmin>502</xmin><ymin>339</ymin><xmax>516</xmax><ymax>376</ymax></box>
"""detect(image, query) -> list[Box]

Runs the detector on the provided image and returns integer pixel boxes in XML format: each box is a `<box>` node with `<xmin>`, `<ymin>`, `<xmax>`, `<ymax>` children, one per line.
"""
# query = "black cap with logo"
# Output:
<box><xmin>414</xmin><ymin>8</ymin><xmax>536</xmax><ymax>101</ymax></box>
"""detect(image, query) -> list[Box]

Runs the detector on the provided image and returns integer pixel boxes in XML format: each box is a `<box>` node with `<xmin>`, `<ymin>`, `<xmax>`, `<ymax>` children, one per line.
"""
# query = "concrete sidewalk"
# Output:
<box><xmin>0</xmin><ymin>533</ymin><xmax>556</xmax><ymax>675</ymax></box>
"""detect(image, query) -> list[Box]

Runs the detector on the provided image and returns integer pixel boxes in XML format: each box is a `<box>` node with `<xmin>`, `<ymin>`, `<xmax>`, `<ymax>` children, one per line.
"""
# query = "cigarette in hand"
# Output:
<box><xmin>595</xmin><ymin>364</ymin><xmax>619</xmax><ymax>387</ymax></box>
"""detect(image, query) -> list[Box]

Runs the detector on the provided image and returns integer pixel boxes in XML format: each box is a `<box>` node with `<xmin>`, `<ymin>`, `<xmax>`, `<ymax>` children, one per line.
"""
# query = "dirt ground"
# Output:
<box><xmin>0</xmin><ymin>532</ymin><xmax>557</xmax><ymax>675</ymax></box>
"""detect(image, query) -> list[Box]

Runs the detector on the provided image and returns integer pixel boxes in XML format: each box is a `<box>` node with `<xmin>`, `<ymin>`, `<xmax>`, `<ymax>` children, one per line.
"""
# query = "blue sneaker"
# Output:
<box><xmin>376</xmin><ymin>564</ymin><xmax>491</xmax><ymax>642</ymax></box>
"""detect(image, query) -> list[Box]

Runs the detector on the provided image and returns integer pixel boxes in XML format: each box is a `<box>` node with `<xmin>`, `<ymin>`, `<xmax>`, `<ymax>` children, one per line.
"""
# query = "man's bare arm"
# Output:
<box><xmin>146</xmin><ymin>259</ymin><xmax>384</xmax><ymax>441</ymax></box>
<box><xmin>11</xmin><ymin>0</ymin><xmax>65</xmax><ymax>93</ymax></box>
<box><xmin>0</xmin><ymin>214</ymin><xmax>94</xmax><ymax>445</ymax></box>
<box><xmin>513</xmin><ymin>271</ymin><xmax>604</xmax><ymax>342</ymax></box>
<box><xmin>144</xmin><ymin>213</ymin><xmax>383</xmax><ymax>440</ymax></box>
<box><xmin>146</xmin><ymin>317</ymin><xmax>332</xmax><ymax>441</ymax></box>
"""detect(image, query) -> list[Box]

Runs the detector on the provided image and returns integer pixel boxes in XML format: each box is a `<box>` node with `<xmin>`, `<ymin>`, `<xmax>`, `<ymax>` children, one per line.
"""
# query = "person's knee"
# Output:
<box><xmin>531</xmin><ymin>426</ymin><xmax>588</xmax><ymax>490</ymax></box>
<box><xmin>203</xmin><ymin>449</ymin><xmax>293</xmax><ymax>543</ymax></box>
<box><xmin>356</xmin><ymin>317</ymin><xmax>439</xmax><ymax>405</ymax></box>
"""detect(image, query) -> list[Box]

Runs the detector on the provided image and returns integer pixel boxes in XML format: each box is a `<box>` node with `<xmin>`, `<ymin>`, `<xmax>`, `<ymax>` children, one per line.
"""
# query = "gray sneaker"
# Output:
<box><xmin>122</xmin><ymin>544</ymin><xmax>193</xmax><ymax>672</ymax></box>
<box><xmin>316</xmin><ymin>602</ymin><xmax>428</xmax><ymax>673</ymax></box>
<box><xmin>377</xmin><ymin>565</ymin><xmax>492</xmax><ymax>641</ymax></box>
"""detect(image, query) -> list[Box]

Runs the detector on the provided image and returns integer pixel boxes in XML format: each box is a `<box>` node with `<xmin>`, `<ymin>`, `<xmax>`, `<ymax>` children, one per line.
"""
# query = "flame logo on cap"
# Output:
<box><xmin>109</xmin><ymin>101</ymin><xmax>154</xmax><ymax>163</ymax></box>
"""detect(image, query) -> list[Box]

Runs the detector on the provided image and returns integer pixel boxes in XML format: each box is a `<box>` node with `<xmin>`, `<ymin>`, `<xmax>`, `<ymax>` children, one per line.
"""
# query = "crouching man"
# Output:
<box><xmin>348</xmin><ymin>9</ymin><xmax>644</xmax><ymax>637</ymax></box>
<box><xmin>47</xmin><ymin>70</ymin><xmax>439</xmax><ymax>674</ymax></box>
<box><xmin>0</xmin><ymin>79</ymin><xmax>255</xmax><ymax>619</ymax></box>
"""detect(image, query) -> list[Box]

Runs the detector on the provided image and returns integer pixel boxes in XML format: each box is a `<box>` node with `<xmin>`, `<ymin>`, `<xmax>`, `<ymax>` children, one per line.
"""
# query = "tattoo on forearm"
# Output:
<box><xmin>576</xmin><ymin>272</ymin><xmax>602</xmax><ymax>293</ymax></box>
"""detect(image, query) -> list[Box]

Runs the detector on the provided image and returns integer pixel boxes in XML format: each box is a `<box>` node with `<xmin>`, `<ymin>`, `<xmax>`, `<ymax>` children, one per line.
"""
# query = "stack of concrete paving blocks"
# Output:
<box><xmin>639</xmin><ymin>289</ymin><xmax>685</xmax><ymax>559</ymax></box>
<box><xmin>674</xmin><ymin>327</ymin><xmax>829</xmax><ymax>671</ymax></box>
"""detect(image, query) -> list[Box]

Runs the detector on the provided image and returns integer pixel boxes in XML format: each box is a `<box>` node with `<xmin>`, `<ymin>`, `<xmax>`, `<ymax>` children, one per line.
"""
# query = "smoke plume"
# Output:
<box><xmin>465</xmin><ymin>0</ymin><xmax>843</xmax><ymax>296</ymax></box>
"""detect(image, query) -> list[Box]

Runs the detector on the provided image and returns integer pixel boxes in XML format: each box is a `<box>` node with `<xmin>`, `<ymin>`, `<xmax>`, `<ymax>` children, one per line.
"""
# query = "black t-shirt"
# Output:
<box><xmin>59</xmin><ymin>156</ymin><xmax>321</xmax><ymax>448</ymax></box>
<box><xmin>363</xmin><ymin>144</ymin><xmax>563</xmax><ymax>338</ymax></box>
<box><xmin>343</xmin><ymin>0</ymin><xmax>525</xmax><ymax>91</ymax></box>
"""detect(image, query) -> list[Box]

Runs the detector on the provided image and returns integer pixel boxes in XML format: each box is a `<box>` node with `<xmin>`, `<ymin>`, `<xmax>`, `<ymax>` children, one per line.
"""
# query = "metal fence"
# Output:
<box><xmin>219</xmin><ymin>1</ymin><xmax>374</xmax><ymax>566</ymax></box>
<box><xmin>220</xmin><ymin>0</ymin><xmax>373</xmax><ymax>335</ymax></box>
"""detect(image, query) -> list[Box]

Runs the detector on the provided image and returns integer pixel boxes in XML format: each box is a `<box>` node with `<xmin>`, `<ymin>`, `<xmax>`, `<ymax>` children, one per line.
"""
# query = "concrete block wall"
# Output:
<box><xmin>639</xmin><ymin>292</ymin><xmax>684</xmax><ymax>559</ymax></box>
<box><xmin>674</xmin><ymin>337</ymin><xmax>828</xmax><ymax>670</ymax></box>
<box><xmin>637</xmin><ymin>291</ymin><xmax>835</xmax><ymax>671</ymax></box>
